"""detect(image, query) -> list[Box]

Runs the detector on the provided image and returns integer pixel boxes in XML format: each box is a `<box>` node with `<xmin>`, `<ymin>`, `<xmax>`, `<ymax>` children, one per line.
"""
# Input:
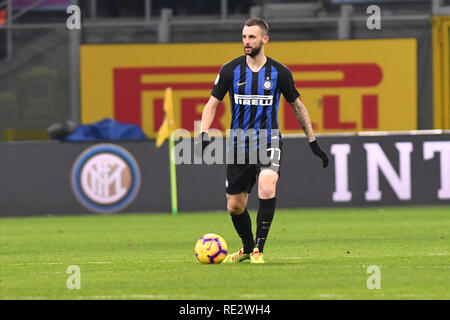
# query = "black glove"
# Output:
<box><xmin>309</xmin><ymin>140</ymin><xmax>329</xmax><ymax>168</ymax></box>
<box><xmin>194</xmin><ymin>132</ymin><xmax>211</xmax><ymax>158</ymax></box>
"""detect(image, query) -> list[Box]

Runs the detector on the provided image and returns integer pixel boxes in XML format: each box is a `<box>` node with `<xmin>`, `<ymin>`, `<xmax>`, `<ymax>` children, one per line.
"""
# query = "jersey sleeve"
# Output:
<box><xmin>279</xmin><ymin>67</ymin><xmax>300</xmax><ymax>103</ymax></box>
<box><xmin>211</xmin><ymin>64</ymin><xmax>232</xmax><ymax>101</ymax></box>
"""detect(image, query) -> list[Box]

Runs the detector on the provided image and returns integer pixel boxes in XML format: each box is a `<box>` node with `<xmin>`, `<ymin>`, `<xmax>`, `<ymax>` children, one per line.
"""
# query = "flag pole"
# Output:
<box><xmin>155</xmin><ymin>87</ymin><xmax>178</xmax><ymax>215</ymax></box>
<box><xmin>169</xmin><ymin>133</ymin><xmax>178</xmax><ymax>215</ymax></box>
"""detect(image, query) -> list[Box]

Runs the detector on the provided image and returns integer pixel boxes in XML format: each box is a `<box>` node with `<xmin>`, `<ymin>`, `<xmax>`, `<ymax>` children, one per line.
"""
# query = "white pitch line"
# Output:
<box><xmin>3</xmin><ymin>292</ymin><xmax>447</xmax><ymax>300</ymax></box>
<box><xmin>0</xmin><ymin>261</ymin><xmax>113</xmax><ymax>266</ymax></box>
<box><xmin>1</xmin><ymin>294</ymin><xmax>169</xmax><ymax>300</ymax></box>
<box><xmin>77</xmin><ymin>294</ymin><xmax>169</xmax><ymax>300</ymax></box>
<box><xmin>278</xmin><ymin>253</ymin><xmax>450</xmax><ymax>260</ymax></box>
<box><xmin>315</xmin><ymin>294</ymin><xmax>345</xmax><ymax>299</ymax></box>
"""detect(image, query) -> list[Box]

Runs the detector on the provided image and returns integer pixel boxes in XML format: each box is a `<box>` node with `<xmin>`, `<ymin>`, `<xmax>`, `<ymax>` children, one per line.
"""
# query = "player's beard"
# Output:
<box><xmin>244</xmin><ymin>41</ymin><xmax>263</xmax><ymax>57</ymax></box>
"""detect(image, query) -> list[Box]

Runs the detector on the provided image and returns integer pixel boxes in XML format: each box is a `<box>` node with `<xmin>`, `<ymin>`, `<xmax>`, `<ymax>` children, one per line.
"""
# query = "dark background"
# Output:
<box><xmin>0</xmin><ymin>132</ymin><xmax>448</xmax><ymax>217</ymax></box>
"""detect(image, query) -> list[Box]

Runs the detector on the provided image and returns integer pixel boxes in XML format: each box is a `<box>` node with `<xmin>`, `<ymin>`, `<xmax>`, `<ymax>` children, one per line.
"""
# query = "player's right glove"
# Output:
<box><xmin>194</xmin><ymin>132</ymin><xmax>211</xmax><ymax>158</ymax></box>
<box><xmin>309</xmin><ymin>140</ymin><xmax>329</xmax><ymax>168</ymax></box>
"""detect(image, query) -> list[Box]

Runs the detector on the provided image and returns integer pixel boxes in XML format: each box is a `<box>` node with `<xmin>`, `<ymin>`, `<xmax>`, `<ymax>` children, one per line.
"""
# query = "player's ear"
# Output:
<box><xmin>263</xmin><ymin>34</ymin><xmax>269</xmax><ymax>44</ymax></box>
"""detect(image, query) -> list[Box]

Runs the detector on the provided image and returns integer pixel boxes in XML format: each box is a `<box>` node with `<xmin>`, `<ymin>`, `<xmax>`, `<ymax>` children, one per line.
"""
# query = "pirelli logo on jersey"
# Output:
<box><xmin>234</xmin><ymin>94</ymin><xmax>273</xmax><ymax>106</ymax></box>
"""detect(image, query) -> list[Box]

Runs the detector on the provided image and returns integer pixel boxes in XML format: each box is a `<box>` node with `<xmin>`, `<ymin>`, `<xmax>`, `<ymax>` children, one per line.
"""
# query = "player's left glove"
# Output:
<box><xmin>309</xmin><ymin>140</ymin><xmax>329</xmax><ymax>168</ymax></box>
<box><xmin>194</xmin><ymin>132</ymin><xmax>211</xmax><ymax>158</ymax></box>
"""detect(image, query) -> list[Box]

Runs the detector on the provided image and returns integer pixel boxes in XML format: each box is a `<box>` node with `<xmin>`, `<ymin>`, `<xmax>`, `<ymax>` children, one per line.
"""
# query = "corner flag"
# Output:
<box><xmin>155</xmin><ymin>87</ymin><xmax>178</xmax><ymax>215</ymax></box>
<box><xmin>156</xmin><ymin>87</ymin><xmax>176</xmax><ymax>147</ymax></box>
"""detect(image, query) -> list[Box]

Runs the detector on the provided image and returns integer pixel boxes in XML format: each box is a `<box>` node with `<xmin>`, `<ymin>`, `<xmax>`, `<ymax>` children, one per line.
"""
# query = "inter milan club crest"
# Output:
<box><xmin>71</xmin><ymin>144</ymin><xmax>141</xmax><ymax>213</ymax></box>
<box><xmin>263</xmin><ymin>78</ymin><xmax>272</xmax><ymax>90</ymax></box>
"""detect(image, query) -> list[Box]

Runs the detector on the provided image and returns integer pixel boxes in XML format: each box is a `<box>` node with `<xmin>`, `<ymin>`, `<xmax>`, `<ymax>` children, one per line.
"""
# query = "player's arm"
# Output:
<box><xmin>290</xmin><ymin>97</ymin><xmax>329</xmax><ymax>168</ymax></box>
<box><xmin>194</xmin><ymin>96</ymin><xmax>220</xmax><ymax>157</ymax></box>
<box><xmin>194</xmin><ymin>96</ymin><xmax>219</xmax><ymax>157</ymax></box>
<box><xmin>279</xmin><ymin>65</ymin><xmax>329</xmax><ymax>168</ymax></box>
<box><xmin>200</xmin><ymin>95</ymin><xmax>221</xmax><ymax>133</ymax></box>
<box><xmin>279</xmin><ymin>66</ymin><xmax>317</xmax><ymax>143</ymax></box>
<box><xmin>196</xmin><ymin>64</ymin><xmax>230</xmax><ymax>157</ymax></box>
<box><xmin>290</xmin><ymin>97</ymin><xmax>315</xmax><ymax>142</ymax></box>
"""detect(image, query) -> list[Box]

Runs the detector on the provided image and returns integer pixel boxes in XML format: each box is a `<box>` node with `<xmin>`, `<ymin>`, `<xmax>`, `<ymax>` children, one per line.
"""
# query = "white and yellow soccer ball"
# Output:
<box><xmin>195</xmin><ymin>233</ymin><xmax>228</xmax><ymax>264</ymax></box>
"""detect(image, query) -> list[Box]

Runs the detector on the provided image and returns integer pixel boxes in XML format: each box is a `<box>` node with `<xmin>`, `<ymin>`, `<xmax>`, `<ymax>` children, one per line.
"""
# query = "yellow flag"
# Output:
<box><xmin>156</xmin><ymin>87</ymin><xmax>176</xmax><ymax>147</ymax></box>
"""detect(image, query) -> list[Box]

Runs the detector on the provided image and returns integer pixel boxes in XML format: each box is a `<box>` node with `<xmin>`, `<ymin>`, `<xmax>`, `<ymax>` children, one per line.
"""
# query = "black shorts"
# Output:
<box><xmin>225</xmin><ymin>145</ymin><xmax>282</xmax><ymax>195</ymax></box>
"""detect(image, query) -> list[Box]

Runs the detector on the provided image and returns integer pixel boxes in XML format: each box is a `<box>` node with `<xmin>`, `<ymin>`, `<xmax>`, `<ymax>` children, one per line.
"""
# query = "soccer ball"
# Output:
<box><xmin>195</xmin><ymin>233</ymin><xmax>228</xmax><ymax>264</ymax></box>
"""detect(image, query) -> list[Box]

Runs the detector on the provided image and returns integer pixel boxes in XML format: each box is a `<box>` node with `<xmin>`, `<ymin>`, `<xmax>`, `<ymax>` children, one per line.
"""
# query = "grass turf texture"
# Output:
<box><xmin>0</xmin><ymin>207</ymin><xmax>448</xmax><ymax>300</ymax></box>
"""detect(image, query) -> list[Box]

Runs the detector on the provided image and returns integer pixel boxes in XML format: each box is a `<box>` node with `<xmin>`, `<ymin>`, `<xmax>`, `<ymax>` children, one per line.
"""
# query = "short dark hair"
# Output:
<box><xmin>244</xmin><ymin>17</ymin><xmax>269</xmax><ymax>36</ymax></box>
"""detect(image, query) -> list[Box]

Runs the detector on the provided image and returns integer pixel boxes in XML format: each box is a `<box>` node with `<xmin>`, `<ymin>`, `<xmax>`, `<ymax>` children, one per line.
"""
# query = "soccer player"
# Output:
<box><xmin>196</xmin><ymin>17</ymin><xmax>329</xmax><ymax>264</ymax></box>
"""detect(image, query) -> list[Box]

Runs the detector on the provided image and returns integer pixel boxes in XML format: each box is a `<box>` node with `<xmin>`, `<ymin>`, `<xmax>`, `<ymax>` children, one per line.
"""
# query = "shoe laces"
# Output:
<box><xmin>251</xmin><ymin>249</ymin><xmax>262</xmax><ymax>259</ymax></box>
<box><xmin>231</xmin><ymin>249</ymin><xmax>243</xmax><ymax>261</ymax></box>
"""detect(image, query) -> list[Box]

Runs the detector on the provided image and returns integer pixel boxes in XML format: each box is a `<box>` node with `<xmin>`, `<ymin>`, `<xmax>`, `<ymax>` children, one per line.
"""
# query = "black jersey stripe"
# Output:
<box><xmin>271</xmin><ymin>87</ymin><xmax>280</xmax><ymax>130</ymax></box>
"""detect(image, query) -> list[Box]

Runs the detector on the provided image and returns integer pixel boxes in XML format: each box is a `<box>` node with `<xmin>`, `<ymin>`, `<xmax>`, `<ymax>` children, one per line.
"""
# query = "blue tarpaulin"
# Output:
<box><xmin>62</xmin><ymin>118</ymin><xmax>147</xmax><ymax>141</ymax></box>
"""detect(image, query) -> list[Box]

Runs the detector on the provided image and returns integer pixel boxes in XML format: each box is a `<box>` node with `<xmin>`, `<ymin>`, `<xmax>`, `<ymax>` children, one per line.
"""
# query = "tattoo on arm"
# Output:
<box><xmin>291</xmin><ymin>99</ymin><xmax>315</xmax><ymax>142</ymax></box>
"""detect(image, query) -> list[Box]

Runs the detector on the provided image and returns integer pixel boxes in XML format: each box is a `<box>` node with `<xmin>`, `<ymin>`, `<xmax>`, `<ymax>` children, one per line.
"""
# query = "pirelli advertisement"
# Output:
<box><xmin>432</xmin><ymin>16</ymin><xmax>450</xmax><ymax>130</ymax></box>
<box><xmin>80</xmin><ymin>39</ymin><xmax>418</xmax><ymax>137</ymax></box>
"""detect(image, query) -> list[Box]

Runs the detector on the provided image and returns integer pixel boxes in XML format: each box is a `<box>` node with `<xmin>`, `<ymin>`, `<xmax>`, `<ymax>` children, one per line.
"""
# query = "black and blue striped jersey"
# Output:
<box><xmin>211</xmin><ymin>55</ymin><xmax>300</xmax><ymax>151</ymax></box>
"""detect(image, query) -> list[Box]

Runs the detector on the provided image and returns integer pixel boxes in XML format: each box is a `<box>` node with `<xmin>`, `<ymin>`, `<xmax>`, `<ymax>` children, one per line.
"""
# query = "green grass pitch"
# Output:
<box><xmin>0</xmin><ymin>207</ymin><xmax>448</xmax><ymax>300</ymax></box>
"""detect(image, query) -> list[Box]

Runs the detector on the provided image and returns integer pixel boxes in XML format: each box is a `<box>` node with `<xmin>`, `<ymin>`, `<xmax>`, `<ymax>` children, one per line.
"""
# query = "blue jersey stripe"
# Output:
<box><xmin>271</xmin><ymin>65</ymin><xmax>281</xmax><ymax>140</ymax></box>
<box><xmin>242</xmin><ymin>67</ymin><xmax>253</xmax><ymax>152</ymax></box>
<box><xmin>243</xmin><ymin>67</ymin><xmax>252</xmax><ymax>130</ymax></box>
<box><xmin>254</xmin><ymin>66</ymin><xmax>266</xmax><ymax>148</ymax></box>
<box><xmin>255</xmin><ymin>67</ymin><xmax>266</xmax><ymax>131</ymax></box>
<box><xmin>265</xmin><ymin>104</ymin><xmax>272</xmax><ymax>135</ymax></box>
<box><xmin>232</xmin><ymin>65</ymin><xmax>241</xmax><ymax>131</ymax></box>
<box><xmin>265</xmin><ymin>65</ymin><xmax>278</xmax><ymax>137</ymax></box>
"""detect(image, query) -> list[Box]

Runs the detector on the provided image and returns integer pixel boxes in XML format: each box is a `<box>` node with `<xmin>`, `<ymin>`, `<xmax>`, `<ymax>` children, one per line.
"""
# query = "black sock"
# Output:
<box><xmin>230</xmin><ymin>208</ymin><xmax>254</xmax><ymax>254</ymax></box>
<box><xmin>255</xmin><ymin>197</ymin><xmax>276</xmax><ymax>253</ymax></box>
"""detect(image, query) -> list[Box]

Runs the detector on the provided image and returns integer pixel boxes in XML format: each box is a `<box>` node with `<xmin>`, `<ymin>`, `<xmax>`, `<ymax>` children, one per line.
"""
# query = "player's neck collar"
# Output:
<box><xmin>245</xmin><ymin>55</ymin><xmax>268</xmax><ymax>73</ymax></box>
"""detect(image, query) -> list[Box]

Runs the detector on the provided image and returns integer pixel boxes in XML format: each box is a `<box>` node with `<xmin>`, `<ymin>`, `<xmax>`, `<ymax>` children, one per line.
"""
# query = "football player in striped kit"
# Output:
<box><xmin>196</xmin><ymin>17</ymin><xmax>329</xmax><ymax>263</ymax></box>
